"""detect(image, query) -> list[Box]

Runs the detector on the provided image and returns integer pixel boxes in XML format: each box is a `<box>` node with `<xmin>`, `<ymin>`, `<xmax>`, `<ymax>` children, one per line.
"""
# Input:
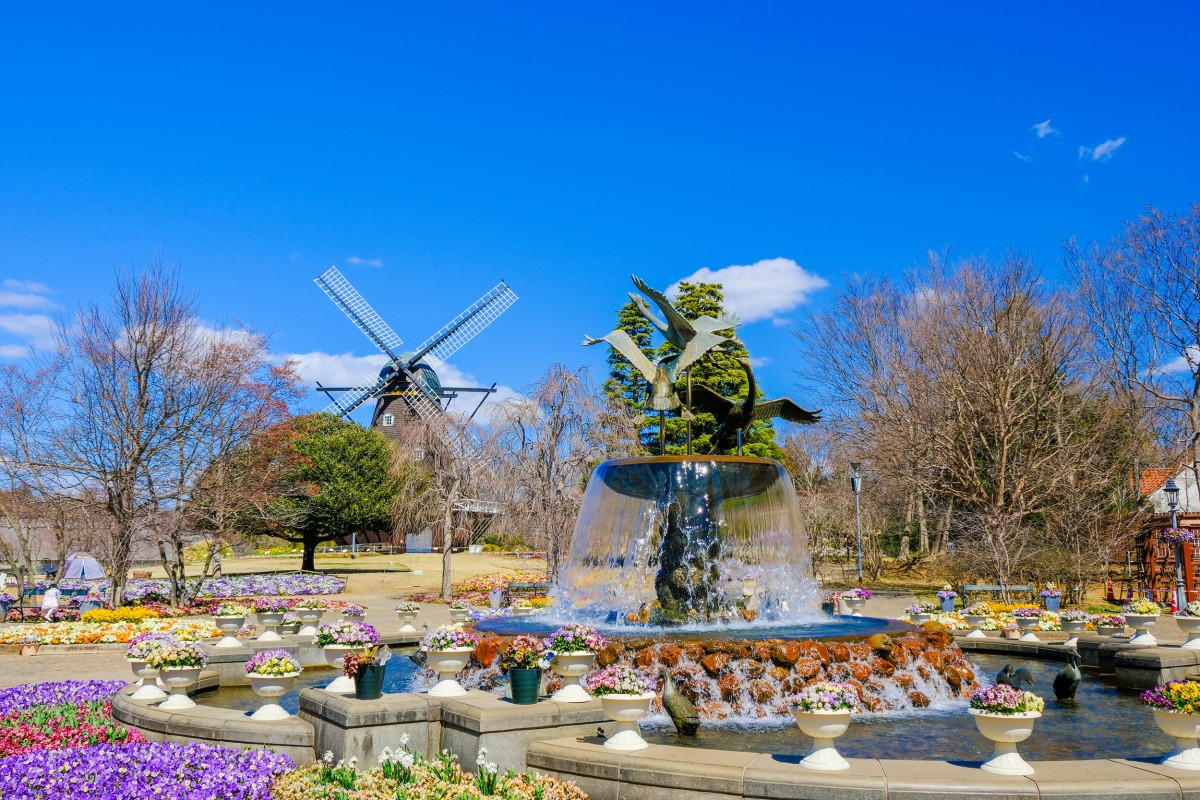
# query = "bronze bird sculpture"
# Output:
<box><xmin>1053</xmin><ymin>650</ymin><xmax>1082</xmax><ymax>703</ymax></box>
<box><xmin>996</xmin><ymin>664</ymin><xmax>1035</xmax><ymax>689</ymax></box>
<box><xmin>688</xmin><ymin>357</ymin><xmax>821</xmax><ymax>451</ymax></box>
<box><xmin>658</xmin><ymin>670</ymin><xmax>701</xmax><ymax>736</ymax></box>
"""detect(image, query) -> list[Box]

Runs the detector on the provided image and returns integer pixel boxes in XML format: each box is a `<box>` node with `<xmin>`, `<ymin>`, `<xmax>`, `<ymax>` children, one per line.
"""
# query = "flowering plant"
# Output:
<box><xmin>546</xmin><ymin>623</ymin><xmax>607</xmax><ymax>654</ymax></box>
<box><xmin>252</xmin><ymin>597</ymin><xmax>289</xmax><ymax>613</ymax></box>
<box><xmin>1039</xmin><ymin>585</ymin><xmax>1063</xmax><ymax>598</ymax></box>
<box><xmin>293</xmin><ymin>598</ymin><xmax>327</xmax><ymax>610</ymax></box>
<box><xmin>963</xmin><ymin>602</ymin><xmax>991</xmax><ymax>616</ymax></box>
<box><xmin>969</xmin><ymin>684</ymin><xmax>1044</xmax><ymax>715</ymax></box>
<box><xmin>423</xmin><ymin>624</ymin><xmax>479</xmax><ymax>651</ymax></box>
<box><xmin>788</xmin><ymin>680</ymin><xmax>860</xmax><ymax>712</ymax></box>
<box><xmin>1011</xmin><ymin>606</ymin><xmax>1042</xmax><ymax>618</ymax></box>
<box><xmin>905</xmin><ymin>602</ymin><xmax>938</xmax><ymax>615</ymax></box>
<box><xmin>1002</xmin><ymin>622</ymin><xmax>1019</xmax><ymax>633</ymax></box>
<box><xmin>244</xmin><ymin>648</ymin><xmax>302</xmax><ymax>677</ymax></box>
<box><xmin>511</xmin><ymin>598</ymin><xmax>533</xmax><ymax>608</ymax></box>
<box><xmin>282</xmin><ymin>612</ymin><xmax>300</xmax><ymax>625</ymax></box>
<box><xmin>314</xmin><ymin>620</ymin><xmax>380</xmax><ymax>648</ymax></box>
<box><xmin>1140</xmin><ymin>680</ymin><xmax>1200</xmax><ymax>713</ymax></box>
<box><xmin>500</xmin><ymin>634</ymin><xmax>546</xmax><ymax>670</ymax></box>
<box><xmin>1094</xmin><ymin>614</ymin><xmax>1126</xmax><ymax>627</ymax></box>
<box><xmin>1160</xmin><ymin>528</ymin><xmax>1196</xmax><ymax>543</ymax></box>
<box><xmin>1184</xmin><ymin>601</ymin><xmax>1200</xmax><ymax>617</ymax></box>
<box><xmin>83</xmin><ymin>583</ymin><xmax>104</xmax><ymax>601</ymax></box>
<box><xmin>937</xmin><ymin>584</ymin><xmax>957</xmax><ymax>600</ymax></box>
<box><xmin>450</xmin><ymin>599</ymin><xmax>471</xmax><ymax>610</ymax></box>
<box><xmin>585</xmin><ymin>665</ymin><xmax>655</xmax><ymax>696</ymax></box>
<box><xmin>394</xmin><ymin>602</ymin><xmax>421</xmax><ymax>613</ymax></box>
<box><xmin>125</xmin><ymin>632</ymin><xmax>176</xmax><ymax>660</ymax></box>
<box><xmin>1123</xmin><ymin>598</ymin><xmax>1162</xmax><ymax>615</ymax></box>
<box><xmin>145</xmin><ymin>640</ymin><xmax>209</xmax><ymax>670</ymax></box>
<box><xmin>843</xmin><ymin>588</ymin><xmax>872</xmax><ymax>600</ymax></box>
<box><xmin>214</xmin><ymin>602</ymin><xmax>252</xmax><ymax>617</ymax></box>
<box><xmin>0</xmin><ymin>592</ymin><xmax>15</xmax><ymax>604</ymax></box>
<box><xmin>1060</xmin><ymin>609</ymin><xmax>1091</xmax><ymax>623</ymax></box>
<box><xmin>342</xmin><ymin>646</ymin><xmax>387</xmax><ymax>678</ymax></box>
<box><xmin>341</xmin><ymin>603</ymin><xmax>366</xmax><ymax>617</ymax></box>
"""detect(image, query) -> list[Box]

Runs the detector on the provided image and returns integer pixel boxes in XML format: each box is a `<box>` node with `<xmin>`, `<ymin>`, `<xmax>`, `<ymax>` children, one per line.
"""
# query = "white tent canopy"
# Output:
<box><xmin>61</xmin><ymin>552</ymin><xmax>105</xmax><ymax>580</ymax></box>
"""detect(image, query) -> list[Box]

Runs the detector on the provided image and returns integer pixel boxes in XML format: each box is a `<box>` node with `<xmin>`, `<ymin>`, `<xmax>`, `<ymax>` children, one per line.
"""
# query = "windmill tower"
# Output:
<box><xmin>313</xmin><ymin>266</ymin><xmax>516</xmax><ymax>549</ymax></box>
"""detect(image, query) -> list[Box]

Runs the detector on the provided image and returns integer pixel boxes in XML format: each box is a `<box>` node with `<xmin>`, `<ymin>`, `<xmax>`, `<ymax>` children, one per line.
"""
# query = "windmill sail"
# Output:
<box><xmin>315</xmin><ymin>267</ymin><xmax>405</xmax><ymax>360</ymax></box>
<box><xmin>408</xmin><ymin>282</ymin><xmax>518</xmax><ymax>365</ymax></box>
<box><xmin>322</xmin><ymin>373</ymin><xmax>391</xmax><ymax>417</ymax></box>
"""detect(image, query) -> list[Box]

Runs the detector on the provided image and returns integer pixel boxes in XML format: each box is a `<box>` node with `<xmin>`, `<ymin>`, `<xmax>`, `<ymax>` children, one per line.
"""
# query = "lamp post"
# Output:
<box><xmin>850</xmin><ymin>462</ymin><xmax>863</xmax><ymax>583</ymax></box>
<box><xmin>1166</xmin><ymin>478</ymin><xmax>1185</xmax><ymax>612</ymax></box>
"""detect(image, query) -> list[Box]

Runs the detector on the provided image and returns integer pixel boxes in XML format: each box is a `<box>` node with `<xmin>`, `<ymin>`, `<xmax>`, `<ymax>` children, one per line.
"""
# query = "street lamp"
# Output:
<box><xmin>850</xmin><ymin>462</ymin><xmax>863</xmax><ymax>583</ymax></box>
<box><xmin>1165</xmin><ymin>477</ymin><xmax>1185</xmax><ymax>612</ymax></box>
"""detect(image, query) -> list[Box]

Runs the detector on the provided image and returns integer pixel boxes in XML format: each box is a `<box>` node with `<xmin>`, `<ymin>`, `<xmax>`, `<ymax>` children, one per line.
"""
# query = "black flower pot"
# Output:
<box><xmin>354</xmin><ymin>662</ymin><xmax>386</xmax><ymax>700</ymax></box>
<box><xmin>510</xmin><ymin>667</ymin><xmax>541</xmax><ymax>705</ymax></box>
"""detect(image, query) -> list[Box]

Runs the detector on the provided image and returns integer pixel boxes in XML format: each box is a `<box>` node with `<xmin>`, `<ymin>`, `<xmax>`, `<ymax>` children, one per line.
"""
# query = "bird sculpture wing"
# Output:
<box><xmin>583</xmin><ymin>331</ymin><xmax>658</xmax><ymax>383</ymax></box>
<box><xmin>690</xmin><ymin>313</ymin><xmax>742</xmax><ymax>336</ymax></box>
<box><xmin>750</xmin><ymin>398</ymin><xmax>822</xmax><ymax>424</ymax></box>
<box><xmin>1013</xmin><ymin>667</ymin><xmax>1035</xmax><ymax>687</ymax></box>
<box><xmin>631</xmin><ymin>275</ymin><xmax>697</xmax><ymax>337</ymax></box>
<box><xmin>675</xmin><ymin>330</ymin><xmax>738</xmax><ymax>374</ymax></box>
<box><xmin>628</xmin><ymin>293</ymin><xmax>670</xmax><ymax>337</ymax></box>
<box><xmin>687</xmin><ymin>385</ymin><xmax>735</xmax><ymax>417</ymax></box>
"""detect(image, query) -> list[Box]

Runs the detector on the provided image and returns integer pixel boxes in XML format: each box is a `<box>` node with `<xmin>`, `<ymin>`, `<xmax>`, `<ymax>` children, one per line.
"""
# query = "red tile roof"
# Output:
<box><xmin>1140</xmin><ymin>467</ymin><xmax>1176</xmax><ymax>498</ymax></box>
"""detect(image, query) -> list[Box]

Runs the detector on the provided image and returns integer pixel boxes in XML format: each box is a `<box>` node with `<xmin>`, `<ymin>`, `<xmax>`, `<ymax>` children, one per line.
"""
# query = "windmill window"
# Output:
<box><xmin>382</xmin><ymin>413</ymin><xmax>395</xmax><ymax>427</ymax></box>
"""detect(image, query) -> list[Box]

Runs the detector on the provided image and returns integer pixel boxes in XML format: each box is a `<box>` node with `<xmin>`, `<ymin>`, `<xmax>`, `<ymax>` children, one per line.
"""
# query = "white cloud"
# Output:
<box><xmin>0</xmin><ymin>344</ymin><xmax>28</xmax><ymax>359</ymax></box>
<box><xmin>1159</xmin><ymin>346</ymin><xmax>1199</xmax><ymax>375</ymax></box>
<box><xmin>1013</xmin><ymin>151</ymin><xmax>1033</xmax><ymax>163</ymax></box>
<box><xmin>0</xmin><ymin>313</ymin><xmax>55</xmax><ymax>350</ymax></box>
<box><xmin>748</xmin><ymin>356</ymin><xmax>772</xmax><ymax>368</ymax></box>
<box><xmin>3</xmin><ymin>279</ymin><xmax>53</xmax><ymax>293</ymax></box>
<box><xmin>346</xmin><ymin>256</ymin><xmax>384</xmax><ymax>268</ymax></box>
<box><xmin>0</xmin><ymin>291</ymin><xmax>57</xmax><ymax>310</ymax></box>
<box><xmin>1081</xmin><ymin>137</ymin><xmax>1127</xmax><ymax>161</ymax></box>
<box><xmin>667</xmin><ymin>258</ymin><xmax>829</xmax><ymax>324</ymax></box>
<box><xmin>1032</xmin><ymin>119</ymin><xmax>1057</xmax><ymax>139</ymax></box>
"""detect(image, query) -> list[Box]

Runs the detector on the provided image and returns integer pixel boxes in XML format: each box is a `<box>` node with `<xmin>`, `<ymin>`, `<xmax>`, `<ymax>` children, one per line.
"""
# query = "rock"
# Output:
<box><xmin>920</xmin><ymin>621</ymin><xmax>950</xmax><ymax>634</ymax></box>
<box><xmin>798</xmin><ymin>641</ymin><xmax>830</xmax><ymax>663</ymax></box>
<box><xmin>781</xmin><ymin>675</ymin><xmax>807</xmax><ymax>694</ymax></box>
<box><xmin>717</xmin><ymin>673</ymin><xmax>741</xmax><ymax>702</ymax></box>
<box><xmin>864</xmin><ymin>634</ymin><xmax>893</xmax><ymax>658</ymax></box>
<box><xmin>859</xmin><ymin>694</ymin><xmax>884</xmax><ymax>712</ymax></box>
<box><xmin>751</xmin><ymin>642</ymin><xmax>772</xmax><ymax>662</ymax></box>
<box><xmin>908</xmin><ymin>691</ymin><xmax>930</xmax><ymax>708</ymax></box>
<box><xmin>769</xmin><ymin>642</ymin><xmax>803</xmax><ymax>668</ymax></box>
<box><xmin>658</xmin><ymin>644</ymin><xmax>683</xmax><ymax>667</ymax></box>
<box><xmin>848</xmin><ymin>662</ymin><xmax>872</xmax><ymax>682</ymax></box>
<box><xmin>768</xmin><ymin>665</ymin><xmax>789</xmax><ymax>682</ymax></box>
<box><xmin>916</xmin><ymin>665</ymin><xmax>931</xmax><ymax>681</ymax></box>
<box><xmin>473</xmin><ymin>637</ymin><xmax>502</xmax><ymax>667</ymax></box>
<box><xmin>595</xmin><ymin>645</ymin><xmax>621</xmax><ymax>668</ymax></box>
<box><xmin>894</xmin><ymin>673</ymin><xmax>915</xmax><ymax>688</ymax></box>
<box><xmin>634</xmin><ymin>648</ymin><xmax>657</xmax><ymax>668</ymax></box>
<box><xmin>748</xmin><ymin>679</ymin><xmax>777</xmax><ymax>703</ymax></box>
<box><xmin>828</xmin><ymin>643</ymin><xmax>851</xmax><ymax>662</ymax></box>
<box><xmin>728</xmin><ymin>642</ymin><xmax>751</xmax><ymax>659</ymax></box>
<box><xmin>793</xmin><ymin>657</ymin><xmax>822</xmax><ymax>679</ymax></box>
<box><xmin>887</xmin><ymin>646</ymin><xmax>911</xmax><ymax>668</ymax></box>
<box><xmin>849</xmin><ymin>642</ymin><xmax>872</xmax><ymax>660</ymax></box>
<box><xmin>868</xmin><ymin>657</ymin><xmax>896</xmax><ymax>677</ymax></box>
<box><xmin>697</xmin><ymin>701</ymin><xmax>730</xmax><ymax>720</ymax></box>
<box><xmin>740</xmin><ymin>609</ymin><xmax>758</xmax><ymax>623</ymax></box>
<box><xmin>958</xmin><ymin>666</ymin><xmax>975</xmax><ymax>683</ymax></box>
<box><xmin>942</xmin><ymin>668</ymin><xmax>962</xmax><ymax>691</ymax></box>
<box><xmin>923</xmin><ymin>651</ymin><xmax>944</xmax><ymax>671</ymax></box>
<box><xmin>743</xmin><ymin>660</ymin><xmax>766</xmax><ymax>679</ymax></box>
<box><xmin>699</xmin><ymin>653</ymin><xmax>731</xmax><ymax>677</ymax></box>
<box><xmin>681</xmin><ymin>642</ymin><xmax>705</xmax><ymax>661</ymax></box>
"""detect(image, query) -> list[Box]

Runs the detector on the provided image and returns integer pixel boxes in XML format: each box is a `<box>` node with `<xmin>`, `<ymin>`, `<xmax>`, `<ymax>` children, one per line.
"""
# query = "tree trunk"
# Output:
<box><xmin>898</xmin><ymin>495</ymin><xmax>913</xmax><ymax>561</ymax></box>
<box><xmin>441</xmin><ymin>479</ymin><xmax>461</xmax><ymax>598</ymax></box>
<box><xmin>301</xmin><ymin>536</ymin><xmax>317</xmax><ymax>572</ymax></box>
<box><xmin>917</xmin><ymin>493</ymin><xmax>930</xmax><ymax>555</ymax></box>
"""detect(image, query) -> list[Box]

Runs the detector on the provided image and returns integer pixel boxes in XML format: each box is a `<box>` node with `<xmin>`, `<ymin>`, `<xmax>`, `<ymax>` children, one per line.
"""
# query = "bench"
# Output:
<box><xmin>10</xmin><ymin>589</ymin><xmax>82</xmax><ymax>622</ymax></box>
<box><xmin>506</xmin><ymin>582</ymin><xmax>550</xmax><ymax>600</ymax></box>
<box><xmin>960</xmin><ymin>584</ymin><xmax>1034</xmax><ymax>603</ymax></box>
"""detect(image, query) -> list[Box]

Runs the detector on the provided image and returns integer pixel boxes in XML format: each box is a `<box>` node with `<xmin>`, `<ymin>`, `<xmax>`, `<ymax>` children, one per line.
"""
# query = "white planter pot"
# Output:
<box><xmin>600</xmin><ymin>692</ymin><xmax>655</xmax><ymax>751</ymax></box>
<box><xmin>963</xmin><ymin>615</ymin><xmax>988</xmax><ymax>639</ymax></box>
<box><xmin>296</xmin><ymin>609</ymin><xmax>324</xmax><ymax>638</ymax></box>
<box><xmin>1061</xmin><ymin>619</ymin><xmax>1086</xmax><ymax>648</ymax></box>
<box><xmin>127</xmin><ymin>658</ymin><xmax>167</xmax><ymax>701</ymax></box>
<box><xmin>510</xmin><ymin>606</ymin><xmax>534</xmax><ymax>617</ymax></box>
<box><xmin>969</xmin><ymin>709</ymin><xmax>1039</xmax><ymax>775</ymax></box>
<box><xmin>489</xmin><ymin>589</ymin><xmax>505</xmax><ymax>608</ymax></box>
<box><xmin>248</xmin><ymin>672</ymin><xmax>299</xmax><ymax>720</ymax></box>
<box><xmin>1177</xmin><ymin>616</ymin><xmax>1200</xmax><ymax>650</ymax></box>
<box><xmin>1015</xmin><ymin>617</ymin><xmax>1040</xmax><ymax>642</ymax></box>
<box><xmin>396</xmin><ymin>610</ymin><xmax>419</xmax><ymax>633</ymax></box>
<box><xmin>1125</xmin><ymin>613</ymin><xmax>1159</xmax><ymax>646</ymax></box>
<box><xmin>449</xmin><ymin>608</ymin><xmax>469</xmax><ymax>623</ymax></box>
<box><xmin>792</xmin><ymin>708</ymin><xmax>853</xmax><ymax>770</ymax></box>
<box><xmin>279</xmin><ymin>622</ymin><xmax>302</xmax><ymax>635</ymax></box>
<box><xmin>911</xmin><ymin>613</ymin><xmax>932</xmax><ymax>624</ymax></box>
<box><xmin>427</xmin><ymin>647</ymin><xmax>475</xmax><ymax>697</ymax></box>
<box><xmin>842</xmin><ymin>598</ymin><xmax>865</xmax><ymax>617</ymax></box>
<box><xmin>1097</xmin><ymin>624</ymin><xmax>1125</xmax><ymax>638</ymax></box>
<box><xmin>322</xmin><ymin>645</ymin><xmax>358</xmax><ymax>693</ymax></box>
<box><xmin>550</xmin><ymin>651</ymin><xmax>596</xmax><ymax>703</ymax></box>
<box><xmin>1153</xmin><ymin>709</ymin><xmax>1200</xmax><ymax>769</ymax></box>
<box><xmin>213</xmin><ymin>616</ymin><xmax>246</xmax><ymax>648</ymax></box>
<box><xmin>256</xmin><ymin>611</ymin><xmax>285</xmax><ymax>642</ymax></box>
<box><xmin>158</xmin><ymin>666</ymin><xmax>203</xmax><ymax>710</ymax></box>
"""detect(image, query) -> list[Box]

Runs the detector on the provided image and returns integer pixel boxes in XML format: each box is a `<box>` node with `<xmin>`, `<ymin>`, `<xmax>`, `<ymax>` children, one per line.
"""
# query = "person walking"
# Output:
<box><xmin>40</xmin><ymin>584</ymin><xmax>61</xmax><ymax>621</ymax></box>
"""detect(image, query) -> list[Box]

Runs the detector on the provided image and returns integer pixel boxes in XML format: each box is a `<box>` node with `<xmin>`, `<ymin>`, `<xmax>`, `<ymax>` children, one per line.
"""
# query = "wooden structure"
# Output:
<box><xmin>1135</xmin><ymin>465</ymin><xmax>1200</xmax><ymax>608</ymax></box>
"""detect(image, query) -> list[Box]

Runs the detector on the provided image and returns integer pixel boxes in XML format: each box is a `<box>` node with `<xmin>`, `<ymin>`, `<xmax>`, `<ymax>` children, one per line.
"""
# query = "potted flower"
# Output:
<box><xmin>586</xmin><ymin>665</ymin><xmax>658</xmax><ymax>751</ymax></box>
<box><xmin>1177</xmin><ymin>601</ymin><xmax>1200</xmax><ymax>650</ymax></box>
<box><xmin>822</xmin><ymin>592</ymin><xmax>839</xmax><ymax>615</ymax></box>
<box><xmin>546</xmin><ymin>623</ymin><xmax>607</xmax><ymax>703</ymax></box>
<box><xmin>0</xmin><ymin>591</ymin><xmax>14</xmax><ymax>622</ymax></box>
<box><xmin>937</xmin><ymin>585</ymin><xmax>958</xmax><ymax>614</ymax></box>
<box><xmin>125</xmin><ymin>633</ymin><xmax>173</xmax><ymax>701</ymax></box>
<box><xmin>1039</xmin><ymin>585</ymin><xmax>1063</xmax><ymax>613</ymax></box>
<box><xmin>449</xmin><ymin>599</ymin><xmax>471</xmax><ymax>623</ymax></box>
<box><xmin>422</xmin><ymin>624</ymin><xmax>479</xmax><ymax>697</ymax></box>
<box><xmin>906</xmin><ymin>602</ymin><xmax>938</xmax><ymax>625</ymax></box>
<box><xmin>488</xmin><ymin>587</ymin><xmax>506</xmax><ymax>608</ymax></box>
<box><xmin>279</xmin><ymin>612</ymin><xmax>302</xmax><ymax>635</ymax></box>
<box><xmin>343</xmin><ymin>646</ymin><xmax>389</xmax><ymax>700</ymax></box>
<box><xmin>213</xmin><ymin>602</ymin><xmax>252</xmax><ymax>648</ymax></box>
<box><xmin>395</xmin><ymin>602</ymin><xmax>421</xmax><ymax>633</ymax></box>
<box><xmin>1161</xmin><ymin>528</ymin><xmax>1196</xmax><ymax>544</ymax></box>
<box><xmin>1122</xmin><ymin>599</ymin><xmax>1162</xmax><ymax>646</ymax></box>
<box><xmin>968</xmin><ymin>684</ymin><xmax>1044</xmax><ymax>775</ymax></box>
<box><xmin>146</xmin><ymin>640</ymin><xmax>209</xmax><ymax>710</ymax></box>
<box><xmin>788</xmin><ymin>680</ymin><xmax>860</xmax><ymax>771</ymax></box>
<box><xmin>253</xmin><ymin>598</ymin><xmax>289</xmax><ymax>642</ymax></box>
<box><xmin>1140</xmin><ymin>680</ymin><xmax>1200</xmax><ymax>769</ymax></box>
<box><xmin>79</xmin><ymin>584</ymin><xmax>105</xmax><ymax>614</ymax></box>
<box><xmin>962</xmin><ymin>603</ymin><xmax>991</xmax><ymax>639</ymax></box>
<box><xmin>18</xmin><ymin>633</ymin><xmax>39</xmax><ymax>656</ymax></box>
<box><xmin>1094</xmin><ymin>613</ymin><xmax>1126</xmax><ymax>637</ymax></box>
<box><xmin>1011</xmin><ymin>607</ymin><xmax>1042</xmax><ymax>641</ymax></box>
<box><xmin>293</xmin><ymin>599</ymin><xmax>327</xmax><ymax>637</ymax></box>
<box><xmin>1059</xmin><ymin>609</ymin><xmax>1091</xmax><ymax>648</ymax></box>
<box><xmin>509</xmin><ymin>598</ymin><xmax>534</xmax><ymax>616</ymax></box>
<box><xmin>1002</xmin><ymin>622</ymin><xmax>1020</xmax><ymax>640</ymax></box>
<box><xmin>315</xmin><ymin>621</ymin><xmax>380</xmax><ymax>694</ymax></box>
<box><xmin>840</xmin><ymin>588</ymin><xmax>872</xmax><ymax>616</ymax></box>
<box><xmin>500</xmin><ymin>634</ymin><xmax>546</xmax><ymax>705</ymax></box>
<box><xmin>340</xmin><ymin>603</ymin><xmax>366</xmax><ymax>620</ymax></box>
<box><xmin>244</xmin><ymin>648</ymin><xmax>302</xmax><ymax>720</ymax></box>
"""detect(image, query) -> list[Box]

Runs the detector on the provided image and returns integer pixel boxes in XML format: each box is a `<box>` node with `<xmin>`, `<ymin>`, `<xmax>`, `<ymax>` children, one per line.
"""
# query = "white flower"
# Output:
<box><xmin>322</xmin><ymin>751</ymin><xmax>334</xmax><ymax>763</ymax></box>
<box><xmin>399</xmin><ymin>732</ymin><xmax>410</xmax><ymax>746</ymax></box>
<box><xmin>400</xmin><ymin>753</ymin><xmax>415</xmax><ymax>768</ymax></box>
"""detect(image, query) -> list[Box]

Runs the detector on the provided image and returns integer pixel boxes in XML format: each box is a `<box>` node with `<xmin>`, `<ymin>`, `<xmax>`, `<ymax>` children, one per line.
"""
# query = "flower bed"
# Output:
<box><xmin>0</xmin><ymin>618</ymin><xmax>219</xmax><ymax>646</ymax></box>
<box><xmin>0</xmin><ymin>680</ymin><xmax>127</xmax><ymax>716</ymax></box>
<box><xmin>0</xmin><ymin>699</ymin><xmax>144</xmax><ymax>757</ymax></box>
<box><xmin>81</xmin><ymin>607</ymin><xmax>160</xmax><ymax>623</ymax></box>
<box><xmin>454</xmin><ymin>572</ymin><xmax>548</xmax><ymax>593</ymax></box>
<box><xmin>30</xmin><ymin>574</ymin><xmax>347</xmax><ymax>604</ymax></box>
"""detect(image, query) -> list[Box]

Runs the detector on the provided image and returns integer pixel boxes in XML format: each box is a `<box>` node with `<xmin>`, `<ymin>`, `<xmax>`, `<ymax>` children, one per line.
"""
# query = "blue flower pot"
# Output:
<box><xmin>940</xmin><ymin>597</ymin><xmax>955</xmax><ymax>613</ymax></box>
<box><xmin>1044</xmin><ymin>597</ymin><xmax>1060</xmax><ymax>612</ymax></box>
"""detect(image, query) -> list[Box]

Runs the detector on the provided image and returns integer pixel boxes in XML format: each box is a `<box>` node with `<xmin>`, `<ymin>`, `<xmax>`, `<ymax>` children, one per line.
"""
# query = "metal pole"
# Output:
<box><xmin>1173</xmin><ymin>501</ymin><xmax>1186</xmax><ymax>612</ymax></box>
<box><xmin>659</xmin><ymin>410</ymin><xmax>666</xmax><ymax>456</ymax></box>
<box><xmin>850</xmin><ymin>463</ymin><xmax>863</xmax><ymax>583</ymax></box>
<box><xmin>686</xmin><ymin>369</ymin><xmax>692</xmax><ymax>456</ymax></box>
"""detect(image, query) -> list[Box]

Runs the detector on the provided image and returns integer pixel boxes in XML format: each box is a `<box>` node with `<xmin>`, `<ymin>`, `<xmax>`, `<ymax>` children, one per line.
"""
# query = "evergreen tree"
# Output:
<box><xmin>600</xmin><ymin>300</ymin><xmax>656</xmax><ymax>452</ymax></box>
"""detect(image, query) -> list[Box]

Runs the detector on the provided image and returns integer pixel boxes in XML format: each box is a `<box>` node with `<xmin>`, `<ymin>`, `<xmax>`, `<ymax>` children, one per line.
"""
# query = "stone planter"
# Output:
<box><xmin>792</xmin><ymin>708</ymin><xmax>853</xmax><ymax>770</ymax></box>
<box><xmin>396</xmin><ymin>610</ymin><xmax>419</xmax><ymax>633</ymax></box>
<box><xmin>1015</xmin><ymin>617</ymin><xmax>1041</xmax><ymax>642</ymax></box>
<box><xmin>969</xmin><ymin>709</ymin><xmax>1040</xmax><ymax>775</ymax></box>
<box><xmin>963</xmin><ymin>615</ymin><xmax>988</xmax><ymax>639</ymax></box>
<box><xmin>158</xmin><ymin>666</ymin><xmax>203</xmax><ymax>710</ymax></box>
<box><xmin>449</xmin><ymin>608</ymin><xmax>470</xmax><ymax>623</ymax></box>
<box><xmin>1061</xmin><ymin>619</ymin><xmax>1086</xmax><ymax>648</ymax></box>
<box><xmin>127</xmin><ymin>658</ymin><xmax>167</xmax><ymax>701</ymax></box>
<box><xmin>1043</xmin><ymin>596</ymin><xmax>1061</xmax><ymax>613</ymax></box>
<box><xmin>510</xmin><ymin>606</ymin><xmax>534</xmax><ymax>617</ymax></box>
<box><xmin>296</xmin><ymin>609</ymin><xmax>324</xmax><ymax>637</ymax></box>
<box><xmin>322</xmin><ymin>645</ymin><xmax>358</xmax><ymax>694</ymax></box>
<box><xmin>248</xmin><ymin>673</ymin><xmax>299</xmax><ymax>720</ymax></box>
<box><xmin>1152</xmin><ymin>708</ymin><xmax>1200</xmax><ymax>770</ymax></box>
<box><xmin>1097</xmin><ymin>624</ymin><xmax>1125</xmax><ymax>638</ymax></box>
<box><xmin>256</xmin><ymin>611</ymin><xmax>285</xmax><ymax>642</ymax></box>
<box><xmin>213</xmin><ymin>616</ymin><xmax>246</xmax><ymax>648</ymax></box>
<box><xmin>279</xmin><ymin>621</ymin><xmax>302</xmax><ymax>635</ymax></box>
<box><xmin>1125</xmin><ymin>613</ymin><xmax>1159</xmax><ymax>647</ymax></box>
<box><xmin>20</xmin><ymin>643</ymin><xmax>39</xmax><ymax>656</ymax></box>
<box><xmin>600</xmin><ymin>692</ymin><xmax>655</xmax><ymax>751</ymax></box>
<box><xmin>1003</xmin><ymin>628</ymin><xmax>1021</xmax><ymax>640</ymax></box>
<box><xmin>1177</xmin><ymin>616</ymin><xmax>1200</xmax><ymax>650</ymax></box>
<box><xmin>427</xmin><ymin>647</ymin><xmax>475</xmax><ymax>697</ymax></box>
<box><xmin>842</xmin><ymin>597</ymin><xmax>865</xmax><ymax>617</ymax></box>
<box><xmin>911</xmin><ymin>613</ymin><xmax>932</xmax><ymax>625</ymax></box>
<box><xmin>550</xmin><ymin>651</ymin><xmax>596</xmax><ymax>703</ymax></box>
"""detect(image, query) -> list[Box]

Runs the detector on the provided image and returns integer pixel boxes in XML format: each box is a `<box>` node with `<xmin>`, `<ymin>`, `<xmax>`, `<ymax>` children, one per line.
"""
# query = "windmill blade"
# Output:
<box><xmin>408</xmin><ymin>281</ymin><xmax>517</xmax><ymax>365</ymax></box>
<box><xmin>322</xmin><ymin>374</ymin><xmax>390</xmax><ymax>418</ymax></box>
<box><xmin>315</xmin><ymin>266</ymin><xmax>405</xmax><ymax>361</ymax></box>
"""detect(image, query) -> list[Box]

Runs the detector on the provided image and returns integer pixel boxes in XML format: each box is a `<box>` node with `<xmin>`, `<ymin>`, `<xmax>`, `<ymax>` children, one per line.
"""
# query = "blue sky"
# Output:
<box><xmin>2</xmin><ymin>3</ymin><xmax>1198</xmax><ymax>420</ymax></box>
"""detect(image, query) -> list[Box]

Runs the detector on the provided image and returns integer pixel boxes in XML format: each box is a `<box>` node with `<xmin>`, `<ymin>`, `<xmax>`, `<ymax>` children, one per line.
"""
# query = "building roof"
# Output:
<box><xmin>1140</xmin><ymin>467</ymin><xmax>1176</xmax><ymax>498</ymax></box>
